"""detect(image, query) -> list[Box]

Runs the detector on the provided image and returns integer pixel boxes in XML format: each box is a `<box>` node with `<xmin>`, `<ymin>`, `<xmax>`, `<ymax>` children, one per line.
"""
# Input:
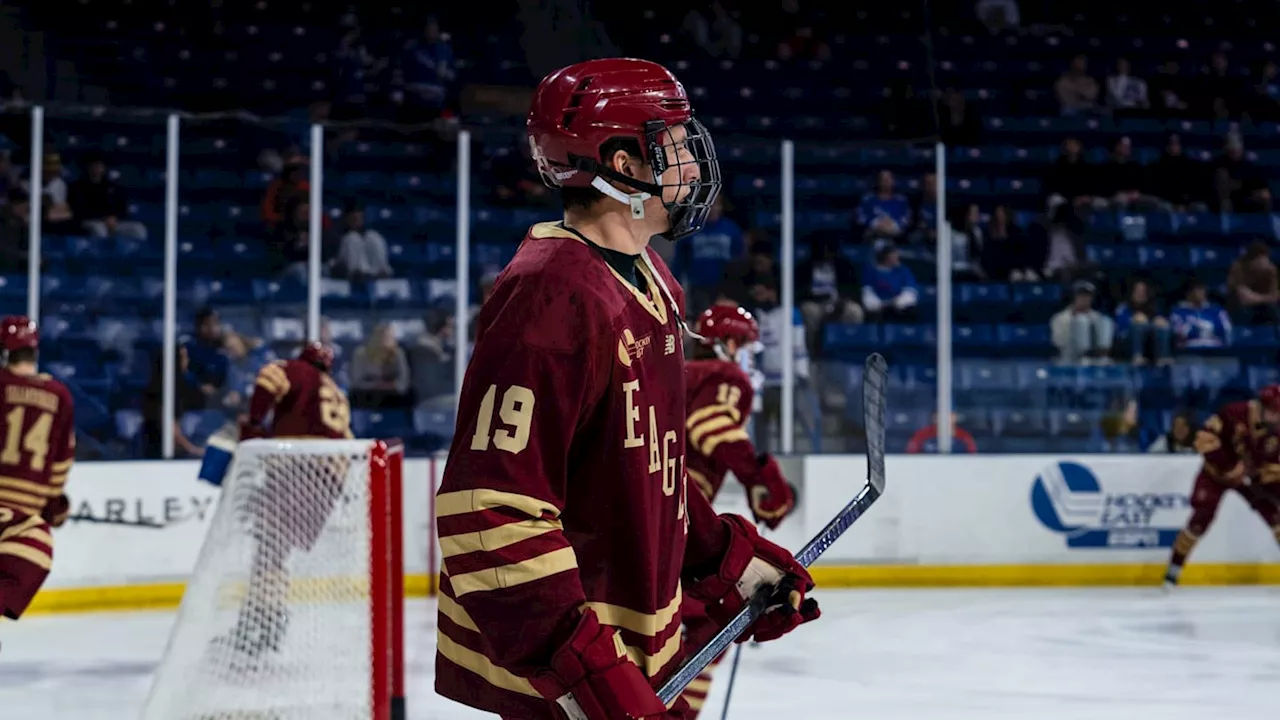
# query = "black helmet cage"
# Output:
<box><xmin>569</xmin><ymin>116</ymin><xmax>721</xmax><ymax>241</ymax></box>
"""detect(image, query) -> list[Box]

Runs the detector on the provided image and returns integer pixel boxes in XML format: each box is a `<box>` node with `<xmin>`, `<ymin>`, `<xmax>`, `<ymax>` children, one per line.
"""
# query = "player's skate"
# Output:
<box><xmin>1161</xmin><ymin>564</ymin><xmax>1181</xmax><ymax>592</ymax></box>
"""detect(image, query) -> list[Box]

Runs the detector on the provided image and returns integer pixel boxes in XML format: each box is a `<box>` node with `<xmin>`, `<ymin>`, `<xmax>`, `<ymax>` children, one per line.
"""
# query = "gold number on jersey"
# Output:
<box><xmin>1</xmin><ymin>407</ymin><xmax>53</xmax><ymax>472</ymax></box>
<box><xmin>318</xmin><ymin>379</ymin><xmax>351</xmax><ymax>435</ymax></box>
<box><xmin>471</xmin><ymin>384</ymin><xmax>535</xmax><ymax>454</ymax></box>
<box><xmin>716</xmin><ymin>382</ymin><xmax>742</xmax><ymax>409</ymax></box>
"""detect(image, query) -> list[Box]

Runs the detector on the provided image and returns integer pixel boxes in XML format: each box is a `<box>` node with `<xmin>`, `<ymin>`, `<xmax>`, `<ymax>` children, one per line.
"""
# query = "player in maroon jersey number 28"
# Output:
<box><xmin>0</xmin><ymin>316</ymin><xmax>75</xmax><ymax>631</ymax></box>
<box><xmin>434</xmin><ymin>59</ymin><xmax>820</xmax><ymax>720</ymax></box>
<box><xmin>212</xmin><ymin>342</ymin><xmax>353</xmax><ymax>662</ymax></box>
<box><xmin>679</xmin><ymin>303</ymin><xmax>798</xmax><ymax>717</ymax></box>
<box><xmin>1163</xmin><ymin>384</ymin><xmax>1280</xmax><ymax>589</ymax></box>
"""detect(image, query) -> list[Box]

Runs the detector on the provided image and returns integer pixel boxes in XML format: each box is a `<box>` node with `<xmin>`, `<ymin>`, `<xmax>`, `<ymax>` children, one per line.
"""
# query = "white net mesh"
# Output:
<box><xmin>143</xmin><ymin>439</ymin><xmax>381</xmax><ymax>720</ymax></box>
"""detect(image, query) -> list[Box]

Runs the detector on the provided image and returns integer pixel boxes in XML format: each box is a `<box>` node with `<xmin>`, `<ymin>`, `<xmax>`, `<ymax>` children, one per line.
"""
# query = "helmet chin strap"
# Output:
<box><xmin>591</xmin><ymin>176</ymin><xmax>651</xmax><ymax>220</ymax></box>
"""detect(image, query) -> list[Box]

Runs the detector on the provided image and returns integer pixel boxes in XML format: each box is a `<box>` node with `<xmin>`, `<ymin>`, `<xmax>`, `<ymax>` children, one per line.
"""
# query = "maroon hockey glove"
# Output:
<box><xmin>688</xmin><ymin>515</ymin><xmax>820</xmax><ymax>644</ymax></box>
<box><xmin>529</xmin><ymin>608</ymin><xmax>667</xmax><ymax>720</ymax></box>
<box><xmin>746</xmin><ymin>455</ymin><xmax>796</xmax><ymax>530</ymax></box>
<box><xmin>238</xmin><ymin>421</ymin><xmax>267</xmax><ymax>441</ymax></box>
<box><xmin>41</xmin><ymin>494</ymin><xmax>70</xmax><ymax>528</ymax></box>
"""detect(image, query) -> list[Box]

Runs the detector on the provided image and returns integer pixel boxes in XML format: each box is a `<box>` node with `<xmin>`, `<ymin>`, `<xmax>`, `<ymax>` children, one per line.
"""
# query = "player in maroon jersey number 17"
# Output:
<box><xmin>680</xmin><ymin>303</ymin><xmax>798</xmax><ymax>717</ymax></box>
<box><xmin>1163</xmin><ymin>384</ymin><xmax>1280</xmax><ymax>589</ymax></box>
<box><xmin>433</xmin><ymin>58</ymin><xmax>819</xmax><ymax>720</ymax></box>
<box><xmin>0</xmin><ymin>316</ymin><xmax>75</xmax><ymax>627</ymax></box>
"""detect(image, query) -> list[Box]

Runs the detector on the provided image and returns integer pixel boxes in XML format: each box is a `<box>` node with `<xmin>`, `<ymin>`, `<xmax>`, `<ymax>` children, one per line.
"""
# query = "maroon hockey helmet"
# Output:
<box><xmin>1261</xmin><ymin>384</ymin><xmax>1280</xmax><ymax>413</ymax></box>
<box><xmin>0</xmin><ymin>315</ymin><xmax>38</xmax><ymax>353</ymax></box>
<box><xmin>298</xmin><ymin>341</ymin><xmax>334</xmax><ymax>373</ymax></box>
<box><xmin>695</xmin><ymin>304</ymin><xmax>760</xmax><ymax>347</ymax></box>
<box><xmin>526</xmin><ymin>57</ymin><xmax>721</xmax><ymax>240</ymax></box>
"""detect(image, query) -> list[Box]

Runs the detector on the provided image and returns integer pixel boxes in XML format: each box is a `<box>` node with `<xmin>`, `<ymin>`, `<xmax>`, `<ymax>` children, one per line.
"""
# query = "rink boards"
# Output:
<box><xmin>27</xmin><ymin>454</ymin><xmax>1280</xmax><ymax>614</ymax></box>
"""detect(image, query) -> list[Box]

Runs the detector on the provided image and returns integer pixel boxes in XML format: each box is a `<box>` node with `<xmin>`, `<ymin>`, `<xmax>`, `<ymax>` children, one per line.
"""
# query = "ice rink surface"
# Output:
<box><xmin>4</xmin><ymin>587</ymin><xmax>1280</xmax><ymax>719</ymax></box>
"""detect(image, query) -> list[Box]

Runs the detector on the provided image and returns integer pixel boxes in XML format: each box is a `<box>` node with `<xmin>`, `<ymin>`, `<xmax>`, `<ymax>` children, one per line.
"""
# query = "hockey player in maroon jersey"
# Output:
<box><xmin>0</xmin><ymin>316</ymin><xmax>75</xmax><ymax>621</ymax></box>
<box><xmin>1163</xmin><ymin>384</ymin><xmax>1280</xmax><ymax>588</ymax></box>
<box><xmin>679</xmin><ymin>303</ymin><xmax>797</xmax><ymax>716</ymax></box>
<box><xmin>216</xmin><ymin>342</ymin><xmax>353</xmax><ymax>658</ymax></box>
<box><xmin>434</xmin><ymin>58</ymin><xmax>821</xmax><ymax>720</ymax></box>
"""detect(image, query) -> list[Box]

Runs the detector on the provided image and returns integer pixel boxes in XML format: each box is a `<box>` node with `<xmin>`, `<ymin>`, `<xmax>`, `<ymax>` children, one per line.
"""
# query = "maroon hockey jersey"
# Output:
<box><xmin>434</xmin><ymin>222</ymin><xmax>728</xmax><ymax>718</ymax></box>
<box><xmin>0</xmin><ymin>369</ymin><xmax>75</xmax><ymax>520</ymax></box>
<box><xmin>684</xmin><ymin>359</ymin><xmax>757</xmax><ymax>502</ymax></box>
<box><xmin>1194</xmin><ymin>400</ymin><xmax>1280</xmax><ymax>482</ymax></box>
<box><xmin>248</xmin><ymin>359</ymin><xmax>352</xmax><ymax>439</ymax></box>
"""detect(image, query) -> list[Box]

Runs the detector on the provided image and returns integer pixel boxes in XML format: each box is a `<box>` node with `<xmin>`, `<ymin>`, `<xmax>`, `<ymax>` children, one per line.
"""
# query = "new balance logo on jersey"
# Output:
<box><xmin>616</xmin><ymin>328</ymin><xmax>653</xmax><ymax>368</ymax></box>
<box><xmin>664</xmin><ymin>334</ymin><xmax>676</xmax><ymax>355</ymax></box>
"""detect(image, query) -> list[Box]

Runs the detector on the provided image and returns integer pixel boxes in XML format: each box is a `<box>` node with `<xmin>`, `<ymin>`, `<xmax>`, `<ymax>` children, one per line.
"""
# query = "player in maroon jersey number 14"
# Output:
<box><xmin>0</xmin><ymin>316</ymin><xmax>75</xmax><ymax>626</ymax></box>
<box><xmin>433</xmin><ymin>58</ymin><xmax>819</xmax><ymax>720</ymax></box>
<box><xmin>680</xmin><ymin>303</ymin><xmax>798</xmax><ymax>717</ymax></box>
<box><xmin>1163</xmin><ymin>384</ymin><xmax>1280</xmax><ymax>588</ymax></box>
<box><xmin>212</xmin><ymin>342</ymin><xmax>353</xmax><ymax>661</ymax></box>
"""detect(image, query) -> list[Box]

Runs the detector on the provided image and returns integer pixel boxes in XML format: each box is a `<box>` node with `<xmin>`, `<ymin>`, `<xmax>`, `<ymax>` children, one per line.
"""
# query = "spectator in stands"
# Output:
<box><xmin>1055</xmin><ymin>54</ymin><xmax>1100</xmax><ymax>115</ymax></box>
<box><xmin>1113</xmin><ymin>279</ymin><xmax>1172</xmax><ymax>365</ymax></box>
<box><xmin>270</xmin><ymin>196</ymin><xmax>312</xmax><ymax>283</ymax></box>
<box><xmin>975</xmin><ymin>0</ymin><xmax>1019</xmax><ymax>34</ymax></box>
<box><xmin>182</xmin><ymin>307</ymin><xmax>228</xmax><ymax>409</ymax></box>
<box><xmin>1150</xmin><ymin>134</ymin><xmax>1207</xmax><ymax>210</ymax></box>
<box><xmin>684</xmin><ymin>193</ymin><xmax>744</xmax><ymax>313</ymax></box>
<box><xmin>1226</xmin><ymin>241</ymin><xmax>1280</xmax><ymax>324</ymax></box>
<box><xmin>908</xmin><ymin>172</ymin><xmax>938</xmax><ymax>247</ymax></box>
<box><xmin>948</xmin><ymin>203</ymin><xmax>987</xmax><ymax>281</ymax></box>
<box><xmin>1102</xmin><ymin>136</ymin><xmax>1163</xmax><ymax>211</ymax></box>
<box><xmin>1106</xmin><ymin>58</ymin><xmax>1149</xmax><ymax>112</ymax></box>
<box><xmin>410</xmin><ymin>309</ymin><xmax>456</xmax><ymax>410</ymax></box>
<box><xmin>1045</xmin><ymin>136</ymin><xmax>1096</xmax><ymax>209</ymax></box>
<box><xmin>332</xmin><ymin>199</ymin><xmax>392</xmax><ymax>281</ymax></box>
<box><xmin>1200</xmin><ymin>51</ymin><xmax>1241</xmax><ymax>119</ymax></box>
<box><xmin>37</xmin><ymin>152</ymin><xmax>76</xmax><ymax>234</ymax></box>
<box><xmin>906</xmin><ymin>413</ymin><xmax>977</xmax><ymax>453</ymax></box>
<box><xmin>1249</xmin><ymin>60</ymin><xmax>1280</xmax><ymax>121</ymax></box>
<box><xmin>856</xmin><ymin>170</ymin><xmax>910</xmax><ymax>242</ymax></box>
<box><xmin>260</xmin><ymin>159</ymin><xmax>309</xmax><ymax>230</ymax></box>
<box><xmin>682</xmin><ymin>1</ymin><xmax>743</xmax><ymax>59</ymax></box>
<box><xmin>937</xmin><ymin>87</ymin><xmax>981</xmax><ymax>147</ymax></box>
<box><xmin>350</xmin><ymin>322</ymin><xmax>411</xmax><ymax>409</ymax></box>
<box><xmin>1171</xmin><ymin>279</ymin><xmax>1233</xmax><ymax>349</ymax></box>
<box><xmin>798</xmin><ymin>235</ymin><xmax>862</xmax><ymax>351</ymax></box>
<box><xmin>1151</xmin><ymin>59</ymin><xmax>1191</xmax><ymax>117</ymax></box>
<box><xmin>720</xmin><ymin>238</ymin><xmax>781</xmax><ymax>313</ymax></box>
<box><xmin>1146</xmin><ymin>411</ymin><xmax>1197</xmax><ymax>454</ymax></box>
<box><xmin>1050</xmin><ymin>280</ymin><xmax>1114</xmax><ymax>365</ymax></box>
<box><xmin>1040</xmin><ymin>203</ymin><xmax>1091</xmax><ymax>284</ymax></box>
<box><xmin>1214</xmin><ymin>131</ymin><xmax>1272</xmax><ymax>214</ymax></box>
<box><xmin>861</xmin><ymin>242</ymin><xmax>919</xmax><ymax>322</ymax></box>
<box><xmin>68</xmin><ymin>152</ymin><xmax>147</xmax><ymax>241</ymax></box>
<box><xmin>143</xmin><ymin>346</ymin><xmax>203</xmax><ymax>459</ymax></box>
<box><xmin>984</xmin><ymin>204</ymin><xmax>1043</xmax><ymax>282</ymax></box>
<box><xmin>396</xmin><ymin>16</ymin><xmax>456</xmax><ymax>122</ymax></box>
<box><xmin>0</xmin><ymin>187</ymin><xmax>30</xmax><ymax>274</ymax></box>
<box><xmin>222</xmin><ymin>332</ymin><xmax>275</xmax><ymax>415</ymax></box>
<box><xmin>469</xmin><ymin>270</ymin><xmax>499</xmax><ymax>342</ymax></box>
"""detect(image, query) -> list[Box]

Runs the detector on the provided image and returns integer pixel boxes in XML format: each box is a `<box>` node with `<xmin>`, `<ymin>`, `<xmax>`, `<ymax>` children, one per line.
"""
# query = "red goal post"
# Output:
<box><xmin>142</xmin><ymin>438</ymin><xmax>406</xmax><ymax>720</ymax></box>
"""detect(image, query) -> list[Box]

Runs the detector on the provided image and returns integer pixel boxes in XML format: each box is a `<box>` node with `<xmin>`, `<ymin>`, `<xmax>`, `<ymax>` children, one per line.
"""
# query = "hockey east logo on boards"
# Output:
<box><xmin>1029</xmin><ymin>461</ymin><xmax>1189</xmax><ymax>548</ymax></box>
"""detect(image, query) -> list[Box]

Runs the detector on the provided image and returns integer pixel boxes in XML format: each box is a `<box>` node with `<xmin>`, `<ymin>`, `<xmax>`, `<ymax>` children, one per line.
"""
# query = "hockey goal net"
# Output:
<box><xmin>142</xmin><ymin>439</ymin><xmax>405</xmax><ymax>720</ymax></box>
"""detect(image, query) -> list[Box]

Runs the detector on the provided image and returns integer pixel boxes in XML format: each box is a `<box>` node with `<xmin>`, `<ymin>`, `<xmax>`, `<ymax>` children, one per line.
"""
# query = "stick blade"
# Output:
<box><xmin>862</xmin><ymin>353</ymin><xmax>888</xmax><ymax>495</ymax></box>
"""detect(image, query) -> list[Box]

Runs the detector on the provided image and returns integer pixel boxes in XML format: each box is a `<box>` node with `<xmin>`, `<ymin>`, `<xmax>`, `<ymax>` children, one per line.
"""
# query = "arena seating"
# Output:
<box><xmin>4</xmin><ymin>1</ymin><xmax>1278</xmax><ymax>456</ymax></box>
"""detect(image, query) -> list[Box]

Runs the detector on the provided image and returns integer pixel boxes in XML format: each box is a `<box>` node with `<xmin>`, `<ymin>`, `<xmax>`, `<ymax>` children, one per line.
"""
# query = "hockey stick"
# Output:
<box><xmin>659</xmin><ymin>353</ymin><xmax>888</xmax><ymax>705</ymax></box>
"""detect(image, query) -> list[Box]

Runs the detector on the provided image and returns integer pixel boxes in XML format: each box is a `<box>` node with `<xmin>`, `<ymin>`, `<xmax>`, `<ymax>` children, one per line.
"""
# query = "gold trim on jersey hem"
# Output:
<box><xmin>436</xmin><ymin>630</ymin><xmax>540</xmax><ymax>697</ymax></box>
